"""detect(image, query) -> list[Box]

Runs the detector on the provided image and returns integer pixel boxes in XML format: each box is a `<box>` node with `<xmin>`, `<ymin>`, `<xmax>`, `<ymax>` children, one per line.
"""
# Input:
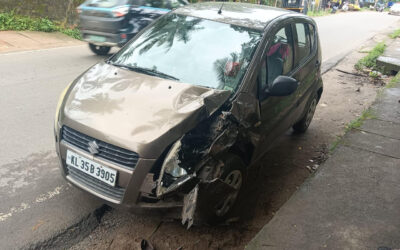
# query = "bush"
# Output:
<box><xmin>355</xmin><ymin>42</ymin><xmax>386</xmax><ymax>71</ymax></box>
<box><xmin>0</xmin><ymin>11</ymin><xmax>81</xmax><ymax>39</ymax></box>
<box><xmin>0</xmin><ymin>12</ymin><xmax>57</xmax><ymax>32</ymax></box>
<box><xmin>58</xmin><ymin>27</ymin><xmax>81</xmax><ymax>40</ymax></box>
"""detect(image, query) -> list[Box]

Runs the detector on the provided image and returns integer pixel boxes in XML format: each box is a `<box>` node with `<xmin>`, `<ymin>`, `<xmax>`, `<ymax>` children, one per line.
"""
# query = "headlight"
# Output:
<box><xmin>54</xmin><ymin>82</ymin><xmax>73</xmax><ymax>130</ymax></box>
<box><xmin>162</xmin><ymin>140</ymin><xmax>188</xmax><ymax>178</ymax></box>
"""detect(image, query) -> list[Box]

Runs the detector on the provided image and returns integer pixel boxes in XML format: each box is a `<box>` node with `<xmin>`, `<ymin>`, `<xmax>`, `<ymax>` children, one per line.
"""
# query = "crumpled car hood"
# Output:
<box><xmin>62</xmin><ymin>62</ymin><xmax>231</xmax><ymax>159</ymax></box>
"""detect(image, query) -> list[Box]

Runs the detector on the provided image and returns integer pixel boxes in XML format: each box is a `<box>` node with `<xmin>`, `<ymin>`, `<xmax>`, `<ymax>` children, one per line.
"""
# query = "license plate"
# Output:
<box><xmin>66</xmin><ymin>150</ymin><xmax>117</xmax><ymax>187</ymax></box>
<box><xmin>89</xmin><ymin>35</ymin><xmax>106</xmax><ymax>43</ymax></box>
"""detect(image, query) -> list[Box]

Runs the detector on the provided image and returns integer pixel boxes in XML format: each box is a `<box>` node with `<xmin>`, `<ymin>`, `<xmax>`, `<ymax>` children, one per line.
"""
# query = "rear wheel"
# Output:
<box><xmin>293</xmin><ymin>94</ymin><xmax>318</xmax><ymax>133</ymax></box>
<box><xmin>88</xmin><ymin>43</ymin><xmax>111</xmax><ymax>56</ymax></box>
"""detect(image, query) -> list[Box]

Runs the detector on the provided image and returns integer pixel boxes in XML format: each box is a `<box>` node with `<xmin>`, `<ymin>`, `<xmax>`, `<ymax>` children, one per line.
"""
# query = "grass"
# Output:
<box><xmin>355</xmin><ymin>42</ymin><xmax>386</xmax><ymax>71</ymax></box>
<box><xmin>389</xmin><ymin>29</ymin><xmax>400</xmax><ymax>39</ymax></box>
<box><xmin>329</xmin><ymin>109</ymin><xmax>376</xmax><ymax>152</ymax></box>
<box><xmin>344</xmin><ymin>109</ymin><xmax>376</xmax><ymax>132</ymax></box>
<box><xmin>386</xmin><ymin>72</ymin><xmax>400</xmax><ymax>88</ymax></box>
<box><xmin>329</xmin><ymin>137</ymin><xmax>342</xmax><ymax>152</ymax></box>
<box><xmin>0</xmin><ymin>11</ymin><xmax>81</xmax><ymax>40</ymax></box>
<box><xmin>307</xmin><ymin>9</ymin><xmax>331</xmax><ymax>17</ymax></box>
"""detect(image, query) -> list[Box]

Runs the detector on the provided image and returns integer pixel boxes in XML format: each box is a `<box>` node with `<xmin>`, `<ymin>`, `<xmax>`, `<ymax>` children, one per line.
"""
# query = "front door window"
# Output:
<box><xmin>258</xmin><ymin>25</ymin><xmax>294</xmax><ymax>100</ymax></box>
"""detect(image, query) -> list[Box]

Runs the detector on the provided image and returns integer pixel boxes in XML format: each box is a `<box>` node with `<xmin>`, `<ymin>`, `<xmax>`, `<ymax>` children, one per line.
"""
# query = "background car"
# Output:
<box><xmin>389</xmin><ymin>2</ymin><xmax>400</xmax><ymax>15</ymax></box>
<box><xmin>77</xmin><ymin>0</ymin><xmax>187</xmax><ymax>55</ymax></box>
<box><xmin>55</xmin><ymin>2</ymin><xmax>323</xmax><ymax>226</ymax></box>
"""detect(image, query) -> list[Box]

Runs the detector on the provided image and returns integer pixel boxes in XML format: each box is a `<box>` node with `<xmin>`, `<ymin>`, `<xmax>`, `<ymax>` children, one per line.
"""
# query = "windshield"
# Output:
<box><xmin>110</xmin><ymin>14</ymin><xmax>262</xmax><ymax>92</ymax></box>
<box><xmin>84</xmin><ymin>0</ymin><xmax>129</xmax><ymax>8</ymax></box>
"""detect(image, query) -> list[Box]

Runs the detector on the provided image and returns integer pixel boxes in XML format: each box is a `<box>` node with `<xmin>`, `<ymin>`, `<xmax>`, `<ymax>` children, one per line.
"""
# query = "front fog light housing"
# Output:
<box><xmin>163</xmin><ymin>140</ymin><xmax>187</xmax><ymax>178</ymax></box>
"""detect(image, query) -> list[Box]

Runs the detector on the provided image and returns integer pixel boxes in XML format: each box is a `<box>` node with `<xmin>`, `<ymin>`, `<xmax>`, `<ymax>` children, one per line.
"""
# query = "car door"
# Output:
<box><xmin>290</xmin><ymin>21</ymin><xmax>319</xmax><ymax>124</ymax></box>
<box><xmin>252</xmin><ymin>23</ymin><xmax>297</xmax><ymax>159</ymax></box>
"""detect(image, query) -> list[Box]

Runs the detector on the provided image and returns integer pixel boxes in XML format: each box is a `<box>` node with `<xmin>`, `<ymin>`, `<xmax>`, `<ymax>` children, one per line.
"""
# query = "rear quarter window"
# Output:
<box><xmin>308</xmin><ymin>24</ymin><xmax>316</xmax><ymax>50</ymax></box>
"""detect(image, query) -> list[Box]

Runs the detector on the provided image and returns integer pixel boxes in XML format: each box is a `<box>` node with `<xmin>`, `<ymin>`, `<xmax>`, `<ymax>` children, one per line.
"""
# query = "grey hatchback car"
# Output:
<box><xmin>54</xmin><ymin>2</ymin><xmax>323</xmax><ymax>226</ymax></box>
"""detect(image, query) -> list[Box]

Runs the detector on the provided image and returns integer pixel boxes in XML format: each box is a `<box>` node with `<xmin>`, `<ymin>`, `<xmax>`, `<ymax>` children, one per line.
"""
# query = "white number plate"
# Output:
<box><xmin>66</xmin><ymin>150</ymin><xmax>117</xmax><ymax>187</ymax></box>
<box><xmin>89</xmin><ymin>35</ymin><xmax>106</xmax><ymax>43</ymax></box>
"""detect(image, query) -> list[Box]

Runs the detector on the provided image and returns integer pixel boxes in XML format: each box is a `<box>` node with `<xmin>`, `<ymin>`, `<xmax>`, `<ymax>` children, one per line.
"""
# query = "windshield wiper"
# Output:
<box><xmin>107</xmin><ymin>61</ymin><xmax>180</xmax><ymax>81</ymax></box>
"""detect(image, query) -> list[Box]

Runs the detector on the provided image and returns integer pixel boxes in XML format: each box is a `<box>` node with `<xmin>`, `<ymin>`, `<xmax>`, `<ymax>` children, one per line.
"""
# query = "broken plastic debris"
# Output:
<box><xmin>141</xmin><ymin>239</ymin><xmax>155</xmax><ymax>250</ymax></box>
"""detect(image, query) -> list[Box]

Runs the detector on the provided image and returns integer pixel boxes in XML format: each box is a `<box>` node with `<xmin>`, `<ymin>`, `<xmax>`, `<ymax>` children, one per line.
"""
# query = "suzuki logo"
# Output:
<box><xmin>88</xmin><ymin>140</ymin><xmax>100</xmax><ymax>155</ymax></box>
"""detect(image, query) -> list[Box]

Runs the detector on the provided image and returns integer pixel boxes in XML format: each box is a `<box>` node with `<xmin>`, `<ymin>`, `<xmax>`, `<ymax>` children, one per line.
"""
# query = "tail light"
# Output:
<box><xmin>112</xmin><ymin>6</ymin><xmax>129</xmax><ymax>17</ymax></box>
<box><xmin>76</xmin><ymin>8</ymin><xmax>82</xmax><ymax>14</ymax></box>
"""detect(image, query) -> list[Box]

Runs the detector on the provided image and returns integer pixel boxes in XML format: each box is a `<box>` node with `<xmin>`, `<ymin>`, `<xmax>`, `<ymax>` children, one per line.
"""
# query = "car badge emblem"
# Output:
<box><xmin>88</xmin><ymin>141</ymin><xmax>100</xmax><ymax>155</ymax></box>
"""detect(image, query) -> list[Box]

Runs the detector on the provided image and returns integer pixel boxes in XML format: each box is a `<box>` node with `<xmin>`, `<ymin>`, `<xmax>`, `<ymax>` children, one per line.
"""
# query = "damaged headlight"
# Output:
<box><xmin>162</xmin><ymin>140</ymin><xmax>187</xmax><ymax>178</ymax></box>
<box><xmin>156</xmin><ymin>139</ymin><xmax>195</xmax><ymax>197</ymax></box>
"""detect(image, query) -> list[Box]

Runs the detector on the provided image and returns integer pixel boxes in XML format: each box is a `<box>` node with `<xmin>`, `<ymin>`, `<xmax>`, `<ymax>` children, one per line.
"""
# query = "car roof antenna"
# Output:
<box><xmin>218</xmin><ymin>3</ymin><xmax>224</xmax><ymax>14</ymax></box>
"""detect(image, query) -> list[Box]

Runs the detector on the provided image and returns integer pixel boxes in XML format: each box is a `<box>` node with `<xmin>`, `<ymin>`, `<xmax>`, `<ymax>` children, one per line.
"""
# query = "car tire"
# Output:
<box><xmin>207</xmin><ymin>153</ymin><xmax>247</xmax><ymax>223</ymax></box>
<box><xmin>293</xmin><ymin>94</ymin><xmax>318</xmax><ymax>133</ymax></box>
<box><xmin>88</xmin><ymin>43</ymin><xmax>111</xmax><ymax>56</ymax></box>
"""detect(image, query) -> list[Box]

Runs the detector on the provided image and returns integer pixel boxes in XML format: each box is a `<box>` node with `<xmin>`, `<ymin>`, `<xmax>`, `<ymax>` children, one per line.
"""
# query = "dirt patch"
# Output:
<box><xmin>69</xmin><ymin>37</ymin><xmax>391</xmax><ymax>250</ymax></box>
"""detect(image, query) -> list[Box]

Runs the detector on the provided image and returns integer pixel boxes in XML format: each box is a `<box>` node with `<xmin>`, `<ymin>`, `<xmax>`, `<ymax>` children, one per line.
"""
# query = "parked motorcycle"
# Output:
<box><xmin>376</xmin><ymin>2</ymin><xmax>385</xmax><ymax>11</ymax></box>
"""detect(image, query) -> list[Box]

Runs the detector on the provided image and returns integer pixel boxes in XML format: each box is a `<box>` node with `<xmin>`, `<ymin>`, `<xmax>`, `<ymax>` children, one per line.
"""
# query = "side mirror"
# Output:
<box><xmin>267</xmin><ymin>76</ymin><xmax>298</xmax><ymax>97</ymax></box>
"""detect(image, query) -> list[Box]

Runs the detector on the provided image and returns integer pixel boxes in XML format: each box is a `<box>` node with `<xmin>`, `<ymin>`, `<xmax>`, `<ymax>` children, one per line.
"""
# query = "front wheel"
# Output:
<box><xmin>206</xmin><ymin>153</ymin><xmax>246</xmax><ymax>223</ymax></box>
<box><xmin>88</xmin><ymin>43</ymin><xmax>111</xmax><ymax>56</ymax></box>
<box><xmin>293</xmin><ymin>94</ymin><xmax>318</xmax><ymax>133</ymax></box>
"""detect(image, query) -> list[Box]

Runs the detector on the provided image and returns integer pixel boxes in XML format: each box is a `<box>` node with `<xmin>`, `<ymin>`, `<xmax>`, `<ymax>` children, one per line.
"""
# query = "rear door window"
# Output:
<box><xmin>294</xmin><ymin>23</ymin><xmax>311</xmax><ymax>66</ymax></box>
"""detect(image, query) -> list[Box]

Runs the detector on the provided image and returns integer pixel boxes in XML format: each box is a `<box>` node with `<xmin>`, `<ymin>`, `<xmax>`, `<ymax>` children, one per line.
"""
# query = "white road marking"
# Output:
<box><xmin>0</xmin><ymin>185</ymin><xmax>66</xmax><ymax>222</ymax></box>
<box><xmin>0</xmin><ymin>203</ymin><xmax>30</xmax><ymax>222</ymax></box>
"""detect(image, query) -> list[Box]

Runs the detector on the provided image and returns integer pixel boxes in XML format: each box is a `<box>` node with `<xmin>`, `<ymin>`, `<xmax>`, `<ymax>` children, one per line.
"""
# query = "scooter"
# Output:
<box><xmin>376</xmin><ymin>3</ymin><xmax>385</xmax><ymax>12</ymax></box>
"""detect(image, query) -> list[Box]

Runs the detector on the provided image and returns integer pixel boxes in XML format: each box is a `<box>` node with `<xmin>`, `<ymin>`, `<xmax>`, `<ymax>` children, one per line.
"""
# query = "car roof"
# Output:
<box><xmin>174</xmin><ymin>2</ymin><xmax>294</xmax><ymax>30</ymax></box>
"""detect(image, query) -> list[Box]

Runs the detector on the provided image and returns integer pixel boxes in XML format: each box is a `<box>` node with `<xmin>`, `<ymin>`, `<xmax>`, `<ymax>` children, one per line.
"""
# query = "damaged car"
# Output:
<box><xmin>54</xmin><ymin>2</ymin><xmax>323</xmax><ymax>227</ymax></box>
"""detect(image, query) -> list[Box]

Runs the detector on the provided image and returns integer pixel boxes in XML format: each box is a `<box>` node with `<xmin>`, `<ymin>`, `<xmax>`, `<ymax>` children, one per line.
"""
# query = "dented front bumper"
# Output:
<box><xmin>57</xmin><ymin>139</ymin><xmax>184</xmax><ymax>211</ymax></box>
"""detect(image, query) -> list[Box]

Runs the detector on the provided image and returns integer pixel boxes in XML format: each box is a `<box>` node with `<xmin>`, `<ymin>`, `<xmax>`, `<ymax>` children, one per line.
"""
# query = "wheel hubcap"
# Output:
<box><xmin>305</xmin><ymin>99</ymin><xmax>317</xmax><ymax>127</ymax></box>
<box><xmin>215</xmin><ymin>170</ymin><xmax>242</xmax><ymax>217</ymax></box>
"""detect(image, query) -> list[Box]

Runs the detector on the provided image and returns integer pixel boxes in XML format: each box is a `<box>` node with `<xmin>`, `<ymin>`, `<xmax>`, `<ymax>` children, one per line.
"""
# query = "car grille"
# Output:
<box><xmin>67</xmin><ymin>165</ymin><xmax>125</xmax><ymax>201</ymax></box>
<box><xmin>61</xmin><ymin>126</ymin><xmax>139</xmax><ymax>170</ymax></box>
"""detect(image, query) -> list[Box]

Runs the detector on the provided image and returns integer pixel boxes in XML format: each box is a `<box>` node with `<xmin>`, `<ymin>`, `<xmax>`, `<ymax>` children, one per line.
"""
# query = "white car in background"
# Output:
<box><xmin>389</xmin><ymin>3</ymin><xmax>400</xmax><ymax>15</ymax></box>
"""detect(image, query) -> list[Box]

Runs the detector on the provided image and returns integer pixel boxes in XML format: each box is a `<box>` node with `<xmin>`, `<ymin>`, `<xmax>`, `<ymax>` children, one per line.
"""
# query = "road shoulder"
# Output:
<box><xmin>0</xmin><ymin>31</ymin><xmax>84</xmax><ymax>54</ymax></box>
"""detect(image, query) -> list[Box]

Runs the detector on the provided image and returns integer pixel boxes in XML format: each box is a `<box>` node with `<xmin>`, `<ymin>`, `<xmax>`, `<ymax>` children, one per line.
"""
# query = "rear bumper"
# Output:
<box><xmin>81</xmin><ymin>30</ymin><xmax>127</xmax><ymax>47</ymax></box>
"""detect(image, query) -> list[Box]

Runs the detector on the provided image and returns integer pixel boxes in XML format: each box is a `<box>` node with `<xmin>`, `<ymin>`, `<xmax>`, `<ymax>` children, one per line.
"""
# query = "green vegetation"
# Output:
<box><xmin>307</xmin><ymin>10</ymin><xmax>331</xmax><ymax>17</ymax></box>
<box><xmin>386</xmin><ymin>72</ymin><xmax>400</xmax><ymax>88</ymax></box>
<box><xmin>329</xmin><ymin>136</ymin><xmax>342</xmax><ymax>152</ymax></box>
<box><xmin>0</xmin><ymin>11</ymin><xmax>81</xmax><ymax>40</ymax></box>
<box><xmin>360</xmin><ymin>7</ymin><xmax>371</xmax><ymax>11</ymax></box>
<box><xmin>368</xmin><ymin>70</ymin><xmax>380</xmax><ymax>79</ymax></box>
<box><xmin>58</xmin><ymin>27</ymin><xmax>81</xmax><ymax>40</ymax></box>
<box><xmin>345</xmin><ymin>109</ymin><xmax>376</xmax><ymax>132</ymax></box>
<box><xmin>389</xmin><ymin>29</ymin><xmax>400</xmax><ymax>39</ymax></box>
<box><xmin>355</xmin><ymin>42</ymin><xmax>386</xmax><ymax>71</ymax></box>
<box><xmin>329</xmin><ymin>109</ymin><xmax>376</xmax><ymax>152</ymax></box>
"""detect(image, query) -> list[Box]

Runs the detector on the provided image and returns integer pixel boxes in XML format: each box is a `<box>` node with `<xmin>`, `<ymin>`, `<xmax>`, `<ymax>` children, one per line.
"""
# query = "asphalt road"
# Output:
<box><xmin>0</xmin><ymin>11</ymin><xmax>398</xmax><ymax>250</ymax></box>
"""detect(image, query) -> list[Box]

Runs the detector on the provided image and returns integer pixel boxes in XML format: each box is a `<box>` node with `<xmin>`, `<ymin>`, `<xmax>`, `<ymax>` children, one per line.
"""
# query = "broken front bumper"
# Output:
<box><xmin>56</xmin><ymin>139</ymin><xmax>183</xmax><ymax>210</ymax></box>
